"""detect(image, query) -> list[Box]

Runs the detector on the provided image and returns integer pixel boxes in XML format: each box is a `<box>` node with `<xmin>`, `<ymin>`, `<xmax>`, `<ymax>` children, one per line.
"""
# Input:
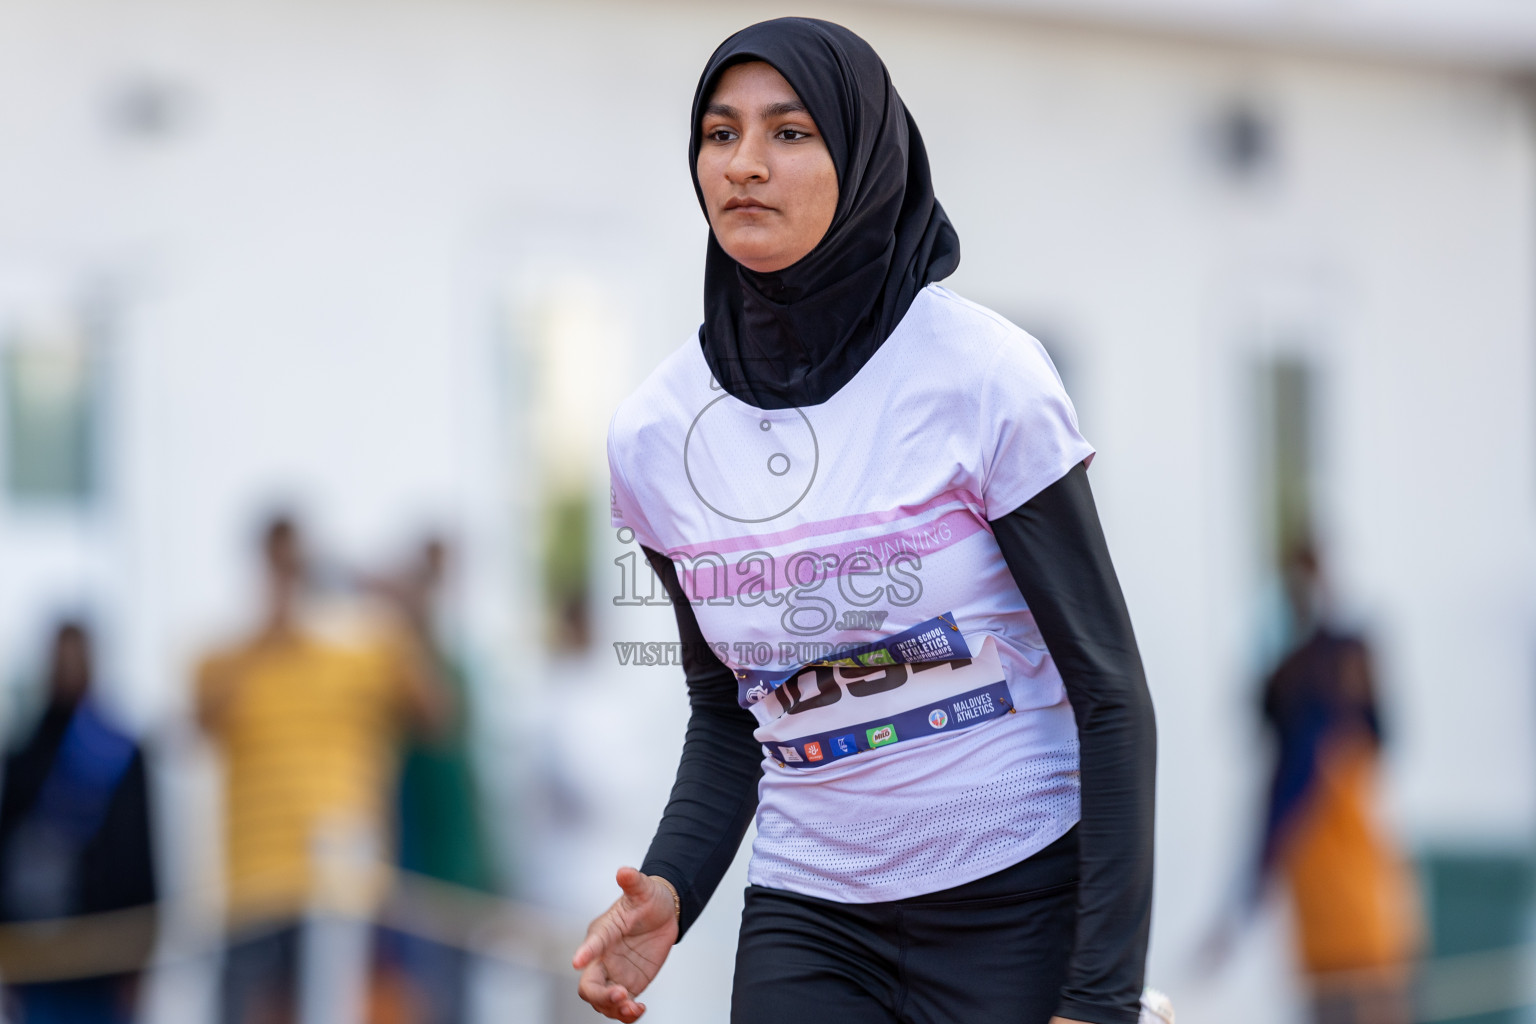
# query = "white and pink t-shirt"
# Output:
<box><xmin>607</xmin><ymin>283</ymin><xmax>1095</xmax><ymax>902</ymax></box>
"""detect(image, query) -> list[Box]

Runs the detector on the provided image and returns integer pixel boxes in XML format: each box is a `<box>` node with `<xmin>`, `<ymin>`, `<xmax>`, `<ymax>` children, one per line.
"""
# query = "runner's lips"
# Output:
<box><xmin>724</xmin><ymin>197</ymin><xmax>773</xmax><ymax>211</ymax></box>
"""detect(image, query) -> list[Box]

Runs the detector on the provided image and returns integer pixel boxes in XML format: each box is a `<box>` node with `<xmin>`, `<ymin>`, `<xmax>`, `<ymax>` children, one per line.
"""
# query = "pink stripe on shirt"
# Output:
<box><xmin>672</xmin><ymin>504</ymin><xmax>992</xmax><ymax>601</ymax></box>
<box><xmin>664</xmin><ymin>488</ymin><xmax>987</xmax><ymax>561</ymax></box>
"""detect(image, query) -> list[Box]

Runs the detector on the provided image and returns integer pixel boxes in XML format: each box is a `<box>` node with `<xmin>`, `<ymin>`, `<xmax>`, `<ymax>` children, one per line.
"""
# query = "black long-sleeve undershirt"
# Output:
<box><xmin>636</xmin><ymin>460</ymin><xmax>1154</xmax><ymax>1024</ymax></box>
<box><xmin>637</xmin><ymin>544</ymin><xmax>764</xmax><ymax>937</ymax></box>
<box><xmin>990</xmin><ymin>460</ymin><xmax>1155</xmax><ymax>1024</ymax></box>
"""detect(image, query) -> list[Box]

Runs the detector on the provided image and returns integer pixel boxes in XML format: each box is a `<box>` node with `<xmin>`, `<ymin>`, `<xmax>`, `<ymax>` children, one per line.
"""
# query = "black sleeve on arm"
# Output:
<box><xmin>636</xmin><ymin>544</ymin><xmax>764</xmax><ymax>941</ymax></box>
<box><xmin>988</xmin><ymin>461</ymin><xmax>1156</xmax><ymax>1024</ymax></box>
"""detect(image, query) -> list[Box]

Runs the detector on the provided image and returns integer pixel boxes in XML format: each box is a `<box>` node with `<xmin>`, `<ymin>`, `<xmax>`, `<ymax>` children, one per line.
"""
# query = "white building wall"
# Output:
<box><xmin>0</xmin><ymin>1</ymin><xmax>1531</xmax><ymax>1022</ymax></box>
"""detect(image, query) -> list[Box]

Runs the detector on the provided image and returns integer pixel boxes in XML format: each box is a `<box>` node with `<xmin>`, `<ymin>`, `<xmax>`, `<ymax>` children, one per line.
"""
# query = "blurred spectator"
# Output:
<box><xmin>371</xmin><ymin>535</ymin><xmax>495</xmax><ymax>1024</ymax></box>
<box><xmin>194</xmin><ymin>514</ymin><xmax>447</xmax><ymax>1024</ymax></box>
<box><xmin>1256</xmin><ymin>540</ymin><xmax>1423</xmax><ymax>1024</ymax></box>
<box><xmin>0</xmin><ymin>620</ymin><xmax>158</xmax><ymax>1024</ymax></box>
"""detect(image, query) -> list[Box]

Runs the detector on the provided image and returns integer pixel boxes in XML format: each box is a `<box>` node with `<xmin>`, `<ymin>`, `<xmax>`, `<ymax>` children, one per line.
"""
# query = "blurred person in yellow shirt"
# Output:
<box><xmin>195</xmin><ymin>513</ymin><xmax>447</xmax><ymax>1024</ymax></box>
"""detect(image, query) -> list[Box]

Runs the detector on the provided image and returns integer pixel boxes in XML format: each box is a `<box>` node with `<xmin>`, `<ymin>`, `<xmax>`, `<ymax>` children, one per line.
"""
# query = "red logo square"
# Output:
<box><xmin>805</xmin><ymin>741</ymin><xmax>824</xmax><ymax>762</ymax></box>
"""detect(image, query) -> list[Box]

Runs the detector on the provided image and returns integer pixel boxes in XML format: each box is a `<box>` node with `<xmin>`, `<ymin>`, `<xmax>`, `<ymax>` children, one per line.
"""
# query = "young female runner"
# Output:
<box><xmin>573</xmin><ymin>17</ymin><xmax>1156</xmax><ymax>1024</ymax></box>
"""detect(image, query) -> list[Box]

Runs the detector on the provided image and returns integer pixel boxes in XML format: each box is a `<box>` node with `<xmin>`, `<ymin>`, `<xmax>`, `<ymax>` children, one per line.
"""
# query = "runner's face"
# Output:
<box><xmin>697</xmin><ymin>61</ymin><xmax>838</xmax><ymax>274</ymax></box>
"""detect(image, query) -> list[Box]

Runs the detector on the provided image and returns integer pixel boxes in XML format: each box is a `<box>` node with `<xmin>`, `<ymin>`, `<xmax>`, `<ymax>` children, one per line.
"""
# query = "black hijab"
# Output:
<box><xmin>689</xmin><ymin>17</ymin><xmax>961</xmax><ymax>410</ymax></box>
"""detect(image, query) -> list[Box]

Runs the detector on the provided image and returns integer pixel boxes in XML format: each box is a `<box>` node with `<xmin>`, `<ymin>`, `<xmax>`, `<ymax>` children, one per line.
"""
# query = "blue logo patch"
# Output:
<box><xmin>829</xmin><ymin>733</ymin><xmax>860</xmax><ymax>758</ymax></box>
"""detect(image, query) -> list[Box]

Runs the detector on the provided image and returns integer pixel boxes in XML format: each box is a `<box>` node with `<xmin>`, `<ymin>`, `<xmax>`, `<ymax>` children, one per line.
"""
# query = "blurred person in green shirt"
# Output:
<box><xmin>197</xmin><ymin>514</ymin><xmax>448</xmax><ymax>1024</ymax></box>
<box><xmin>372</xmin><ymin>535</ymin><xmax>497</xmax><ymax>1024</ymax></box>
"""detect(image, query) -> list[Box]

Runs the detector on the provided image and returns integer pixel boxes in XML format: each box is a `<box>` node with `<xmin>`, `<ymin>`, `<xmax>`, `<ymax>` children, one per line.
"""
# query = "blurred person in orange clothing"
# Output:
<box><xmin>1255</xmin><ymin>540</ymin><xmax>1422</xmax><ymax>1024</ymax></box>
<box><xmin>195</xmin><ymin>513</ymin><xmax>448</xmax><ymax>1024</ymax></box>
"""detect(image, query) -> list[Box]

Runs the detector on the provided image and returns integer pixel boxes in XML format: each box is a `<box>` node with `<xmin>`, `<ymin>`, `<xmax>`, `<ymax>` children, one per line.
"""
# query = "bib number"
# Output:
<box><xmin>757</xmin><ymin>634</ymin><xmax>1012</xmax><ymax>768</ymax></box>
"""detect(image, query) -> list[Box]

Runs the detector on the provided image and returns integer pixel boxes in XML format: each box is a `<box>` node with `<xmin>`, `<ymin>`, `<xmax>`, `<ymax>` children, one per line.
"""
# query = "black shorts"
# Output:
<box><xmin>731</xmin><ymin>825</ymin><xmax>1080</xmax><ymax>1024</ymax></box>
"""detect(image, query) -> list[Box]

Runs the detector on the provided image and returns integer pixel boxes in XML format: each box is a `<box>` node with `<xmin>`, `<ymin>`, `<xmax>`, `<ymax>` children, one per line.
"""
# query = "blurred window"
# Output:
<box><xmin>1252</xmin><ymin>354</ymin><xmax>1318</xmax><ymax>658</ymax></box>
<box><xmin>507</xmin><ymin>279</ymin><xmax>623</xmax><ymax>655</ymax></box>
<box><xmin>2</xmin><ymin>317</ymin><xmax>99</xmax><ymax>504</ymax></box>
<box><xmin>1266</xmin><ymin>356</ymin><xmax>1314</xmax><ymax>561</ymax></box>
<box><xmin>543</xmin><ymin>488</ymin><xmax>593</xmax><ymax>653</ymax></box>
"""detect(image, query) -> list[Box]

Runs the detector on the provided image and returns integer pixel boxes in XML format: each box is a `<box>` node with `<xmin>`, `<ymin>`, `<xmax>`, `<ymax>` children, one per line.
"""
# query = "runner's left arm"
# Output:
<box><xmin>989</xmin><ymin>461</ymin><xmax>1156</xmax><ymax>1024</ymax></box>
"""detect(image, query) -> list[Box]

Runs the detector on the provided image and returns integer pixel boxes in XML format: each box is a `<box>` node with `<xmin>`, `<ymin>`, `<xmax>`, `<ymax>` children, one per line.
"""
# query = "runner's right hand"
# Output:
<box><xmin>572</xmin><ymin>866</ymin><xmax>680</xmax><ymax>1022</ymax></box>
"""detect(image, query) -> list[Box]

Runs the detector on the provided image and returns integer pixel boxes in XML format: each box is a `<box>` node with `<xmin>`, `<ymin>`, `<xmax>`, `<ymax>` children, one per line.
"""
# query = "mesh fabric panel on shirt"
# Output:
<box><xmin>754</xmin><ymin>751</ymin><xmax>1079</xmax><ymax>894</ymax></box>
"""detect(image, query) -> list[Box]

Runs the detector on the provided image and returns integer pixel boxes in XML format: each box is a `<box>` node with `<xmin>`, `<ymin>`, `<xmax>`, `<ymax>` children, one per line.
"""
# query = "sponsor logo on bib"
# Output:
<box><xmin>805</xmin><ymin>741</ymin><xmax>825</xmax><ymax>762</ymax></box>
<box><xmin>867</xmin><ymin>724</ymin><xmax>898</xmax><ymax>748</ymax></box>
<box><xmin>830</xmin><ymin>734</ymin><xmax>859</xmax><ymax>758</ymax></box>
<box><xmin>953</xmin><ymin>690</ymin><xmax>996</xmax><ymax>723</ymax></box>
<box><xmin>928</xmin><ymin>708</ymin><xmax>949</xmax><ymax>729</ymax></box>
<box><xmin>777</xmin><ymin>745</ymin><xmax>803</xmax><ymax>763</ymax></box>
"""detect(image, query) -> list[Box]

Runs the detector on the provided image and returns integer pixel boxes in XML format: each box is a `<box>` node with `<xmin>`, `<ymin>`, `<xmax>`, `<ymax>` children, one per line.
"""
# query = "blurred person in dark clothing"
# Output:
<box><xmin>196</xmin><ymin>514</ymin><xmax>447</xmax><ymax>1024</ymax></box>
<box><xmin>0</xmin><ymin>620</ymin><xmax>157</xmax><ymax>1024</ymax></box>
<box><xmin>372</xmin><ymin>535</ymin><xmax>494</xmax><ymax>1024</ymax></box>
<box><xmin>1255</xmin><ymin>541</ymin><xmax>1421</xmax><ymax>1024</ymax></box>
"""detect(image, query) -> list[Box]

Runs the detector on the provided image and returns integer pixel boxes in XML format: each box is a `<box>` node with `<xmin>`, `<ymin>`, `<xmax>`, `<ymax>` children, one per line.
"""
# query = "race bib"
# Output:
<box><xmin>736</xmin><ymin>612</ymin><xmax>972</xmax><ymax>709</ymax></box>
<box><xmin>752</xmin><ymin>629</ymin><xmax>1013</xmax><ymax>770</ymax></box>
